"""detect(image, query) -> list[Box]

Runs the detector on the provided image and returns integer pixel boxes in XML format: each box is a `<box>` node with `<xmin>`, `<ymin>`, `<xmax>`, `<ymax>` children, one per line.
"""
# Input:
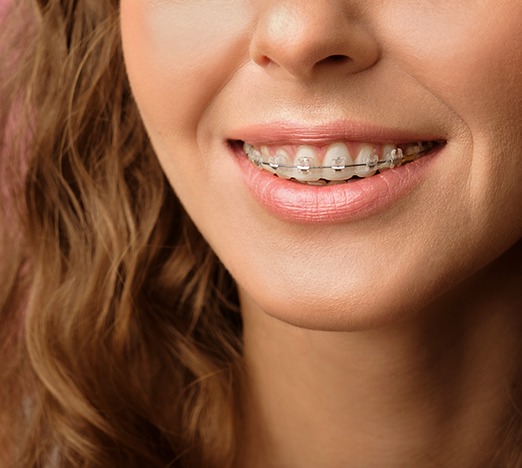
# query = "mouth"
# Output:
<box><xmin>231</xmin><ymin>139</ymin><xmax>444</xmax><ymax>186</ymax></box>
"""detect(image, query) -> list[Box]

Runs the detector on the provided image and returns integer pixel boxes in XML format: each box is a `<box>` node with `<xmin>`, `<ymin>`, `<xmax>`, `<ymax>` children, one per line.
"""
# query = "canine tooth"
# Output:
<box><xmin>294</xmin><ymin>146</ymin><xmax>321</xmax><ymax>181</ymax></box>
<box><xmin>354</xmin><ymin>144</ymin><xmax>378</xmax><ymax>178</ymax></box>
<box><xmin>271</xmin><ymin>149</ymin><xmax>292</xmax><ymax>179</ymax></box>
<box><xmin>323</xmin><ymin>143</ymin><xmax>354</xmax><ymax>181</ymax></box>
<box><xmin>379</xmin><ymin>144</ymin><xmax>397</xmax><ymax>172</ymax></box>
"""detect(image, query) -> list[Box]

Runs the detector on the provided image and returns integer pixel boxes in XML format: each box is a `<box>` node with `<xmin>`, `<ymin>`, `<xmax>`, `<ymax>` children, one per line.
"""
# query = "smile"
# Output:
<box><xmin>228</xmin><ymin>122</ymin><xmax>446</xmax><ymax>223</ymax></box>
<box><xmin>241</xmin><ymin>140</ymin><xmax>441</xmax><ymax>185</ymax></box>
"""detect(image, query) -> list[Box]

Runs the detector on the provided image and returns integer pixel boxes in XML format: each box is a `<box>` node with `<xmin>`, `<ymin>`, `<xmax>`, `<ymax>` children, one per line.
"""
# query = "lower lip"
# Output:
<box><xmin>233</xmin><ymin>144</ymin><xmax>442</xmax><ymax>224</ymax></box>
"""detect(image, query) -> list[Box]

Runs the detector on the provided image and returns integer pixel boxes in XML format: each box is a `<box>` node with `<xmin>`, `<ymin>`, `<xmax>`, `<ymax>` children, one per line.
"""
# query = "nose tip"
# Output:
<box><xmin>249</xmin><ymin>2</ymin><xmax>380</xmax><ymax>81</ymax></box>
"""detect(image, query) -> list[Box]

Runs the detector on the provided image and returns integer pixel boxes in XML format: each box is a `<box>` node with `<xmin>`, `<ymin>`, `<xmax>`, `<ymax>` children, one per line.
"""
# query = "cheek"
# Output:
<box><xmin>381</xmin><ymin>2</ymin><xmax>522</xmax><ymax>232</ymax></box>
<box><xmin>381</xmin><ymin>2</ymin><xmax>522</xmax><ymax>127</ymax></box>
<box><xmin>120</xmin><ymin>0</ymin><xmax>252</xmax><ymax>136</ymax></box>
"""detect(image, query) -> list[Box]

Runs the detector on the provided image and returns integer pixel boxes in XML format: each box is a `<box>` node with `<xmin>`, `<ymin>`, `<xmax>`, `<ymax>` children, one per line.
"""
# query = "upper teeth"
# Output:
<box><xmin>243</xmin><ymin>141</ymin><xmax>436</xmax><ymax>184</ymax></box>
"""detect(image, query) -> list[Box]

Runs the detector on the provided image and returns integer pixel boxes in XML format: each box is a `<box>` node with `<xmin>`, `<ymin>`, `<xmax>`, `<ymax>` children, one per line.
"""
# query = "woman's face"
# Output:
<box><xmin>120</xmin><ymin>0</ymin><xmax>522</xmax><ymax>330</ymax></box>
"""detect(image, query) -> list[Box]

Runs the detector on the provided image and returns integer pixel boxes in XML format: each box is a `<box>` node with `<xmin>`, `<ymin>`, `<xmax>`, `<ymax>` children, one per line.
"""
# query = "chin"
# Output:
<box><xmin>237</xmin><ymin>277</ymin><xmax>438</xmax><ymax>332</ymax></box>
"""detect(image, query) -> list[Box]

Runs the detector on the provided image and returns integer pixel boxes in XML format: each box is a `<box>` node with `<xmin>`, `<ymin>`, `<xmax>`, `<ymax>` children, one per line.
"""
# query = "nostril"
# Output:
<box><xmin>318</xmin><ymin>55</ymin><xmax>351</xmax><ymax>65</ymax></box>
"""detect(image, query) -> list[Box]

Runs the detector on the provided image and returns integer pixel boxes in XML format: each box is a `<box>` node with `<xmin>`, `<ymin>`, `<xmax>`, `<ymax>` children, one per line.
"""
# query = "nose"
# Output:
<box><xmin>249</xmin><ymin>1</ymin><xmax>380</xmax><ymax>81</ymax></box>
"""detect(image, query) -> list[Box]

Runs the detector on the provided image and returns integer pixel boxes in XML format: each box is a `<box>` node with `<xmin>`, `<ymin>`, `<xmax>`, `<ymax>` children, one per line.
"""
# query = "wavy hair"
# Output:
<box><xmin>0</xmin><ymin>1</ymin><xmax>243</xmax><ymax>466</ymax></box>
<box><xmin>3</xmin><ymin>1</ymin><xmax>522</xmax><ymax>467</ymax></box>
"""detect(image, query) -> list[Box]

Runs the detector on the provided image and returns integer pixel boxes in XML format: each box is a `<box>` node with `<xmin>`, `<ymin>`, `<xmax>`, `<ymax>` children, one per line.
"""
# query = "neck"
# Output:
<box><xmin>238</xmin><ymin>243</ymin><xmax>522</xmax><ymax>468</ymax></box>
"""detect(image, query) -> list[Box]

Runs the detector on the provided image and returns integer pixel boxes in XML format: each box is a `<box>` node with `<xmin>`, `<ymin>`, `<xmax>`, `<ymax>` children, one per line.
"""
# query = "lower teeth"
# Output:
<box><xmin>297</xmin><ymin>176</ymin><xmax>375</xmax><ymax>186</ymax></box>
<box><xmin>294</xmin><ymin>169</ymin><xmax>404</xmax><ymax>186</ymax></box>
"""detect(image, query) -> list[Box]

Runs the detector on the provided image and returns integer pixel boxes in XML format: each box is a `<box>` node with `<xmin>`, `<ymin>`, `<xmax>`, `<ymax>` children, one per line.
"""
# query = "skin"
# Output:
<box><xmin>120</xmin><ymin>1</ymin><xmax>522</xmax><ymax>466</ymax></box>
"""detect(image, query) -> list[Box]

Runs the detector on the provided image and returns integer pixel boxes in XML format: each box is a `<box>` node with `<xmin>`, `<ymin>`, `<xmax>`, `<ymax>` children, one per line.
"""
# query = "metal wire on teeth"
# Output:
<box><xmin>244</xmin><ymin>141</ymin><xmax>437</xmax><ymax>176</ymax></box>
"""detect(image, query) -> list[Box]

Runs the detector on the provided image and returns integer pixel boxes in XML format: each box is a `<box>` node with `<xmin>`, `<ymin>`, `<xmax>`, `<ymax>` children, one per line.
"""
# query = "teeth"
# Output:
<box><xmin>323</xmin><ymin>143</ymin><xmax>353</xmax><ymax>181</ymax></box>
<box><xmin>404</xmin><ymin>142</ymin><xmax>422</xmax><ymax>156</ymax></box>
<box><xmin>305</xmin><ymin>179</ymin><xmax>329</xmax><ymax>186</ymax></box>
<box><xmin>249</xmin><ymin>147</ymin><xmax>263</xmax><ymax>167</ymax></box>
<box><xmin>389</xmin><ymin>148</ymin><xmax>404</xmax><ymax>168</ymax></box>
<box><xmin>270</xmin><ymin>149</ymin><xmax>292</xmax><ymax>179</ymax></box>
<box><xmin>354</xmin><ymin>144</ymin><xmax>379</xmax><ymax>178</ymax></box>
<box><xmin>294</xmin><ymin>146</ymin><xmax>321</xmax><ymax>181</ymax></box>
<box><xmin>242</xmin><ymin>140</ymin><xmax>437</xmax><ymax>184</ymax></box>
<box><xmin>379</xmin><ymin>144</ymin><xmax>397</xmax><ymax>172</ymax></box>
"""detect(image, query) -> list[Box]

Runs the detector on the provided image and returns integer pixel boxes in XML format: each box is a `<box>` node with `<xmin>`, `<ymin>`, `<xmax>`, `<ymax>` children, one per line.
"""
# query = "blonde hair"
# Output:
<box><xmin>0</xmin><ymin>1</ymin><xmax>243</xmax><ymax>466</ymax></box>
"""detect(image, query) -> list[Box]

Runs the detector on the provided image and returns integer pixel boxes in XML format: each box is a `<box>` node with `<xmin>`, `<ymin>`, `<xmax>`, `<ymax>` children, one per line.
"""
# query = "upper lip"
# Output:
<box><xmin>227</xmin><ymin>120</ymin><xmax>444</xmax><ymax>146</ymax></box>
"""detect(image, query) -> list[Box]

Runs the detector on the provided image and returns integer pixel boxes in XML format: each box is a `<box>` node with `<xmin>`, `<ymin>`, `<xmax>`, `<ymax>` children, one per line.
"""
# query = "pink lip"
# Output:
<box><xmin>228</xmin><ymin>120</ymin><xmax>441</xmax><ymax>146</ymax></box>
<box><xmin>228</xmin><ymin>121</ymin><xmax>444</xmax><ymax>224</ymax></box>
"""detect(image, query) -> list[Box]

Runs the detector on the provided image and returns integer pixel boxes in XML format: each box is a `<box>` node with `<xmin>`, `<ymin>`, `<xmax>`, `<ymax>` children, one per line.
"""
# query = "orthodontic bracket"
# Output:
<box><xmin>254</xmin><ymin>148</ymin><xmax>405</xmax><ymax>172</ymax></box>
<box><xmin>242</xmin><ymin>141</ymin><xmax>437</xmax><ymax>181</ymax></box>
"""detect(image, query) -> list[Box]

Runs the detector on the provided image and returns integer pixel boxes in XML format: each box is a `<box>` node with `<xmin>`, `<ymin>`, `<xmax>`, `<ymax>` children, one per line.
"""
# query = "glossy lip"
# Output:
<box><xmin>227</xmin><ymin>121</ymin><xmax>445</xmax><ymax>224</ymax></box>
<box><xmin>227</xmin><ymin>120</ymin><xmax>443</xmax><ymax>146</ymax></box>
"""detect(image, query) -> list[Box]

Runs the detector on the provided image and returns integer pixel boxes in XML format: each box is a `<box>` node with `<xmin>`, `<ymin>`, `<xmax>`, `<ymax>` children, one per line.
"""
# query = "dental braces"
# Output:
<box><xmin>244</xmin><ymin>141</ymin><xmax>436</xmax><ymax>178</ymax></box>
